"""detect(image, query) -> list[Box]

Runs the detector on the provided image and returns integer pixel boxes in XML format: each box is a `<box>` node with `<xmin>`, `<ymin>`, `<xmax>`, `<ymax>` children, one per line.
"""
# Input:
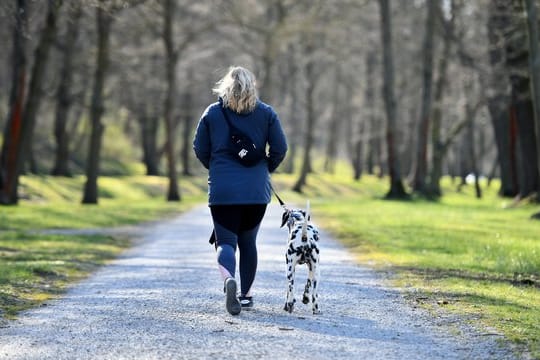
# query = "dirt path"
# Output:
<box><xmin>0</xmin><ymin>205</ymin><xmax>515</xmax><ymax>359</ymax></box>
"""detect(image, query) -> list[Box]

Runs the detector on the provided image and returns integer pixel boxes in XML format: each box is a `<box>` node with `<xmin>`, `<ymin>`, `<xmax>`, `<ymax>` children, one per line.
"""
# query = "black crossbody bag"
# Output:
<box><xmin>220</xmin><ymin>105</ymin><xmax>265</xmax><ymax>167</ymax></box>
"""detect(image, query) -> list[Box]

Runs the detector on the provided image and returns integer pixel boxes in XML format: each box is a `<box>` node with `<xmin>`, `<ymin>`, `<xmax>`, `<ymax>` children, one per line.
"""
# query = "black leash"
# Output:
<box><xmin>270</xmin><ymin>182</ymin><xmax>287</xmax><ymax>209</ymax></box>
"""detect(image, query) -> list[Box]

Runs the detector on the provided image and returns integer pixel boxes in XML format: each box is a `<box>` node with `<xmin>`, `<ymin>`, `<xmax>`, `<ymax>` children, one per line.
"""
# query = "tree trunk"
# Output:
<box><xmin>0</xmin><ymin>0</ymin><xmax>28</xmax><ymax>205</ymax></box>
<box><xmin>412</xmin><ymin>0</ymin><xmax>436</xmax><ymax>195</ymax></box>
<box><xmin>23</xmin><ymin>0</ymin><xmax>62</xmax><ymax>176</ymax></box>
<box><xmin>355</xmin><ymin>53</ymin><xmax>376</xmax><ymax>180</ymax></box>
<box><xmin>293</xmin><ymin>43</ymin><xmax>316</xmax><ymax>193</ymax></box>
<box><xmin>260</xmin><ymin>42</ymin><xmax>274</xmax><ymax>103</ymax></box>
<box><xmin>82</xmin><ymin>3</ymin><xmax>112</xmax><ymax>204</ymax></box>
<box><xmin>323</xmin><ymin>69</ymin><xmax>341</xmax><ymax>174</ymax></box>
<box><xmin>140</xmin><ymin>110</ymin><xmax>159</xmax><ymax>176</ymax></box>
<box><xmin>1</xmin><ymin>0</ymin><xmax>61</xmax><ymax>204</ymax></box>
<box><xmin>428</xmin><ymin>0</ymin><xmax>454</xmax><ymax>197</ymax></box>
<box><xmin>487</xmin><ymin>0</ymin><xmax>519</xmax><ymax>197</ymax></box>
<box><xmin>523</xmin><ymin>0</ymin><xmax>540</xmax><ymax>201</ymax></box>
<box><xmin>465</xmin><ymin>96</ymin><xmax>482</xmax><ymax>199</ymax></box>
<box><xmin>181</xmin><ymin>83</ymin><xmax>193</xmax><ymax>177</ymax></box>
<box><xmin>378</xmin><ymin>0</ymin><xmax>407</xmax><ymax>199</ymax></box>
<box><xmin>283</xmin><ymin>47</ymin><xmax>300</xmax><ymax>174</ymax></box>
<box><xmin>162</xmin><ymin>0</ymin><xmax>180</xmax><ymax>201</ymax></box>
<box><xmin>52</xmin><ymin>2</ymin><xmax>82</xmax><ymax>177</ymax></box>
<box><xmin>506</xmin><ymin>1</ymin><xmax>540</xmax><ymax>199</ymax></box>
<box><xmin>513</xmin><ymin>96</ymin><xmax>539</xmax><ymax>198</ymax></box>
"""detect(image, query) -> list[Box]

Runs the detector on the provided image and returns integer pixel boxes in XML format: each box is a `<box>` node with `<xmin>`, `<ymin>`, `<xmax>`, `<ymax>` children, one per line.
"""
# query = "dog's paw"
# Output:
<box><xmin>312</xmin><ymin>309</ymin><xmax>322</xmax><ymax>315</ymax></box>
<box><xmin>283</xmin><ymin>300</ymin><xmax>295</xmax><ymax>313</ymax></box>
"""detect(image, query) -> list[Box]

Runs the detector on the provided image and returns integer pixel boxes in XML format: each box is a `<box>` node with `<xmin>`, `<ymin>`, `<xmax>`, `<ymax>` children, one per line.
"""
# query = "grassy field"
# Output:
<box><xmin>272</xmin><ymin>167</ymin><xmax>540</xmax><ymax>358</ymax></box>
<box><xmin>0</xmin><ymin>174</ymin><xmax>206</xmax><ymax>317</ymax></box>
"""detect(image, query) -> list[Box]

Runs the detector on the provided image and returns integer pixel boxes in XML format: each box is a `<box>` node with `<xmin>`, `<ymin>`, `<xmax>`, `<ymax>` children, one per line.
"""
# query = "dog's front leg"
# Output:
<box><xmin>284</xmin><ymin>254</ymin><xmax>297</xmax><ymax>313</ymax></box>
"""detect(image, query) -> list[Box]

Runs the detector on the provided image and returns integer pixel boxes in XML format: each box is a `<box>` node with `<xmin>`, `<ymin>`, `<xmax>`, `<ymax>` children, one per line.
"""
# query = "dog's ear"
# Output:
<box><xmin>281</xmin><ymin>212</ymin><xmax>289</xmax><ymax>228</ymax></box>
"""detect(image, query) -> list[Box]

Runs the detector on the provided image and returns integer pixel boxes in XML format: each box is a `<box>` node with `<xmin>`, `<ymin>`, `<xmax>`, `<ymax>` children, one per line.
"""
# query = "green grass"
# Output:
<box><xmin>0</xmin><ymin>174</ymin><xmax>206</xmax><ymax>318</ymax></box>
<box><xmin>272</xmin><ymin>167</ymin><xmax>540</xmax><ymax>358</ymax></box>
<box><xmin>0</xmin><ymin>231</ymin><xmax>130</xmax><ymax>317</ymax></box>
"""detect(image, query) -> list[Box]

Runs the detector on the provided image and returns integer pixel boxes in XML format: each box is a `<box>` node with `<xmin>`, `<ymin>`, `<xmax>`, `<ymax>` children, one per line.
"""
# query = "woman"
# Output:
<box><xmin>193</xmin><ymin>66</ymin><xmax>288</xmax><ymax>315</ymax></box>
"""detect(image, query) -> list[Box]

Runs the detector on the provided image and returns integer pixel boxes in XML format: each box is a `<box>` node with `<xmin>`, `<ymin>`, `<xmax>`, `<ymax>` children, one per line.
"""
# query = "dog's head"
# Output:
<box><xmin>281</xmin><ymin>208</ymin><xmax>310</xmax><ymax>232</ymax></box>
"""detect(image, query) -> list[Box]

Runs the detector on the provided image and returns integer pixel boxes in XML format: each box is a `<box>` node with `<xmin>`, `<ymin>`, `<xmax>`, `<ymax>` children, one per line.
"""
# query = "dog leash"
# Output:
<box><xmin>270</xmin><ymin>182</ymin><xmax>287</xmax><ymax>209</ymax></box>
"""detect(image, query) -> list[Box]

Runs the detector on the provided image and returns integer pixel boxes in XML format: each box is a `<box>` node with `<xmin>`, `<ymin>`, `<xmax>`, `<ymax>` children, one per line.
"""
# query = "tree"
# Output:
<box><xmin>0</xmin><ymin>0</ymin><xmax>28</xmax><ymax>204</ymax></box>
<box><xmin>52</xmin><ymin>2</ymin><xmax>83</xmax><ymax>177</ymax></box>
<box><xmin>505</xmin><ymin>1</ymin><xmax>539</xmax><ymax>199</ymax></box>
<box><xmin>353</xmin><ymin>52</ymin><xmax>376</xmax><ymax>181</ymax></box>
<box><xmin>323</xmin><ymin>67</ymin><xmax>342</xmax><ymax>174</ymax></box>
<box><xmin>522</xmin><ymin>0</ymin><xmax>540</xmax><ymax>203</ymax></box>
<box><xmin>1</xmin><ymin>0</ymin><xmax>62</xmax><ymax>204</ymax></box>
<box><xmin>293</xmin><ymin>41</ymin><xmax>316</xmax><ymax>193</ymax></box>
<box><xmin>486</xmin><ymin>0</ymin><xmax>518</xmax><ymax>197</ymax></box>
<box><xmin>412</xmin><ymin>0</ymin><xmax>436</xmax><ymax>195</ymax></box>
<box><xmin>378</xmin><ymin>0</ymin><xmax>408</xmax><ymax>199</ymax></box>
<box><xmin>82</xmin><ymin>2</ymin><xmax>113</xmax><ymax>204</ymax></box>
<box><xmin>427</xmin><ymin>0</ymin><xmax>460</xmax><ymax>197</ymax></box>
<box><xmin>161</xmin><ymin>0</ymin><xmax>181</xmax><ymax>201</ymax></box>
<box><xmin>181</xmin><ymin>70</ymin><xmax>194</xmax><ymax>177</ymax></box>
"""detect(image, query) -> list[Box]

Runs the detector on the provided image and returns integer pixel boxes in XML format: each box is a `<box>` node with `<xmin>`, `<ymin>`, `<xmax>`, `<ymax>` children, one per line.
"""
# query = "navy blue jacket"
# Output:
<box><xmin>193</xmin><ymin>100</ymin><xmax>288</xmax><ymax>205</ymax></box>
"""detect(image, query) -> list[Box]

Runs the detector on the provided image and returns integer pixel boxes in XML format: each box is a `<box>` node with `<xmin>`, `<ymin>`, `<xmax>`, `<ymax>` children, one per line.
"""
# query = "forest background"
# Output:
<box><xmin>1</xmin><ymin>0</ymin><xmax>540</xmax><ymax>204</ymax></box>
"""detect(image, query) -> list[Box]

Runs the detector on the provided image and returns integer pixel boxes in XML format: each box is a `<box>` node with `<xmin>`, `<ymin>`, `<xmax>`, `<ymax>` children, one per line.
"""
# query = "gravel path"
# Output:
<box><xmin>0</xmin><ymin>204</ymin><xmax>516</xmax><ymax>359</ymax></box>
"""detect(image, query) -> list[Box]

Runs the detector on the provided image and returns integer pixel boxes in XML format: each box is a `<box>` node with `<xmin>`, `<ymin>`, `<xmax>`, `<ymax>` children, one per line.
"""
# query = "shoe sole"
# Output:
<box><xmin>240</xmin><ymin>299</ymin><xmax>253</xmax><ymax>310</ymax></box>
<box><xmin>225</xmin><ymin>279</ymin><xmax>241</xmax><ymax>315</ymax></box>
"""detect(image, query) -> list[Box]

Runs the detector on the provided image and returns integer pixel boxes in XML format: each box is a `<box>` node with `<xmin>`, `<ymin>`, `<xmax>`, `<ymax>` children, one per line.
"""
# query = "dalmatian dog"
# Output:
<box><xmin>281</xmin><ymin>201</ymin><xmax>321</xmax><ymax>315</ymax></box>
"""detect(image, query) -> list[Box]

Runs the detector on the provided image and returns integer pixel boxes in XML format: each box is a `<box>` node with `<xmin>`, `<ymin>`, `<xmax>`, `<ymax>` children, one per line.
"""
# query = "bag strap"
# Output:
<box><xmin>219</xmin><ymin>104</ymin><xmax>241</xmax><ymax>133</ymax></box>
<box><xmin>220</xmin><ymin>101</ymin><xmax>284</xmax><ymax>205</ymax></box>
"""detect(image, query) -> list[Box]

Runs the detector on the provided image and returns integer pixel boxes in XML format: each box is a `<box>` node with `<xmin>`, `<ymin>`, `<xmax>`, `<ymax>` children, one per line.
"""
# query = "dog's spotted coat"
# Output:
<box><xmin>281</xmin><ymin>205</ymin><xmax>321</xmax><ymax>314</ymax></box>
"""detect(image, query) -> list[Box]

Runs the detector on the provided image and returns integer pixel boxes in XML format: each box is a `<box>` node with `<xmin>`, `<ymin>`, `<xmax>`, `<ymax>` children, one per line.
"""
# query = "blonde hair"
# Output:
<box><xmin>213</xmin><ymin>66</ymin><xmax>258</xmax><ymax>113</ymax></box>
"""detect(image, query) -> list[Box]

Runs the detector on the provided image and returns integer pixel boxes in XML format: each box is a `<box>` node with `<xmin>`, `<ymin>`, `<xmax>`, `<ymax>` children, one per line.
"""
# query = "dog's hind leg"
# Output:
<box><xmin>284</xmin><ymin>255</ymin><xmax>297</xmax><ymax>313</ymax></box>
<box><xmin>310</xmin><ymin>257</ymin><xmax>321</xmax><ymax>315</ymax></box>
<box><xmin>302</xmin><ymin>264</ymin><xmax>313</xmax><ymax>305</ymax></box>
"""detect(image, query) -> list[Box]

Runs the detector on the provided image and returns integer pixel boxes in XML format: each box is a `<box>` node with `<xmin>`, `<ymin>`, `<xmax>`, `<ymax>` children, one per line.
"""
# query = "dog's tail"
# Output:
<box><xmin>301</xmin><ymin>200</ymin><xmax>310</xmax><ymax>241</ymax></box>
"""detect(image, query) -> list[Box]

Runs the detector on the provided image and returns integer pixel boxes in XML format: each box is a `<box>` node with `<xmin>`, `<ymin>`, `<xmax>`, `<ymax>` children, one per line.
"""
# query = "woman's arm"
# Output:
<box><xmin>267</xmin><ymin>111</ymin><xmax>288</xmax><ymax>173</ymax></box>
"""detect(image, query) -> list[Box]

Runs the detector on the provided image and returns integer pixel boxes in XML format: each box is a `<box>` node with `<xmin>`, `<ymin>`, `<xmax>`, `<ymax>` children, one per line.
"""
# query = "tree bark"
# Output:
<box><xmin>1</xmin><ymin>0</ymin><xmax>61</xmax><ymax>204</ymax></box>
<box><xmin>523</xmin><ymin>0</ymin><xmax>540</xmax><ymax>201</ymax></box>
<box><xmin>427</xmin><ymin>0</ymin><xmax>454</xmax><ymax>197</ymax></box>
<box><xmin>487</xmin><ymin>0</ymin><xmax>519</xmax><ymax>197</ymax></box>
<box><xmin>355</xmin><ymin>53</ymin><xmax>376</xmax><ymax>180</ymax></box>
<box><xmin>506</xmin><ymin>1</ymin><xmax>540</xmax><ymax>199</ymax></box>
<box><xmin>82</xmin><ymin>2</ymin><xmax>112</xmax><ymax>204</ymax></box>
<box><xmin>412</xmin><ymin>0</ymin><xmax>436</xmax><ymax>195</ymax></box>
<box><xmin>465</xmin><ymin>88</ymin><xmax>482</xmax><ymax>199</ymax></box>
<box><xmin>293</xmin><ymin>42</ymin><xmax>316</xmax><ymax>193</ymax></box>
<box><xmin>181</xmin><ymin>79</ymin><xmax>193</xmax><ymax>177</ymax></box>
<box><xmin>378</xmin><ymin>0</ymin><xmax>407</xmax><ymax>199</ymax></box>
<box><xmin>0</xmin><ymin>0</ymin><xmax>28</xmax><ymax>204</ymax></box>
<box><xmin>162</xmin><ymin>0</ymin><xmax>180</xmax><ymax>201</ymax></box>
<box><xmin>52</xmin><ymin>2</ymin><xmax>82</xmax><ymax>176</ymax></box>
<box><xmin>23</xmin><ymin>0</ymin><xmax>63</xmax><ymax>176</ymax></box>
<box><xmin>324</xmin><ymin>68</ymin><xmax>341</xmax><ymax>174</ymax></box>
<box><xmin>283</xmin><ymin>46</ymin><xmax>300</xmax><ymax>174</ymax></box>
<box><xmin>140</xmin><ymin>109</ymin><xmax>159</xmax><ymax>176</ymax></box>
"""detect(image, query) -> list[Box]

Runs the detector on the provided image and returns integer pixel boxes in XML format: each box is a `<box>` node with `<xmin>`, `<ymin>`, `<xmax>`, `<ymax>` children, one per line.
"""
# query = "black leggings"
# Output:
<box><xmin>210</xmin><ymin>204</ymin><xmax>267</xmax><ymax>296</ymax></box>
